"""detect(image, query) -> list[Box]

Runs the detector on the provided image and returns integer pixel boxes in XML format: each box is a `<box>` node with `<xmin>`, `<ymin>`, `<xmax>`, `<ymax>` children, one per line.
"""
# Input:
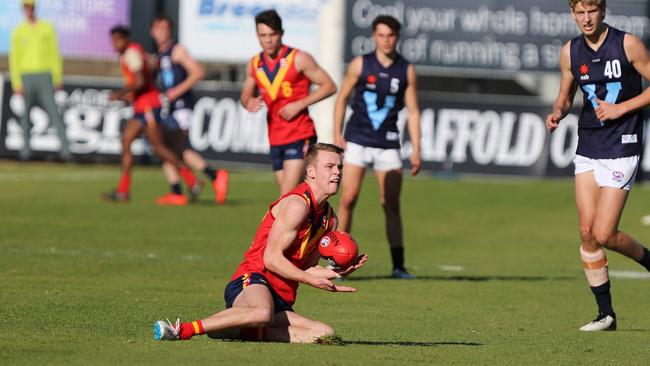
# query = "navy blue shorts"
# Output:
<box><xmin>133</xmin><ymin>108</ymin><xmax>163</xmax><ymax>127</ymax></box>
<box><xmin>224</xmin><ymin>272</ymin><xmax>294</xmax><ymax>313</ymax></box>
<box><xmin>269</xmin><ymin>136</ymin><xmax>317</xmax><ymax>171</ymax></box>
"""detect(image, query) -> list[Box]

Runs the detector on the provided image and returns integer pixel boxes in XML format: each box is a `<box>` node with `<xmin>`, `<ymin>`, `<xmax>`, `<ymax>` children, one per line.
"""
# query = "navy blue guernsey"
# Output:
<box><xmin>157</xmin><ymin>42</ymin><xmax>195</xmax><ymax>110</ymax></box>
<box><xmin>345</xmin><ymin>52</ymin><xmax>409</xmax><ymax>149</ymax></box>
<box><xmin>570</xmin><ymin>25</ymin><xmax>643</xmax><ymax>159</ymax></box>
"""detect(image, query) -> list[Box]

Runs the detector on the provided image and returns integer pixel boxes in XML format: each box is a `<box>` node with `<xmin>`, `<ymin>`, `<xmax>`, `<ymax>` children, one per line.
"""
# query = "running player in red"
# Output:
<box><xmin>240</xmin><ymin>9</ymin><xmax>337</xmax><ymax>195</ymax></box>
<box><xmin>150</xmin><ymin>15</ymin><xmax>229</xmax><ymax>205</ymax></box>
<box><xmin>153</xmin><ymin>143</ymin><xmax>368</xmax><ymax>343</ymax></box>
<box><xmin>103</xmin><ymin>25</ymin><xmax>184</xmax><ymax>203</ymax></box>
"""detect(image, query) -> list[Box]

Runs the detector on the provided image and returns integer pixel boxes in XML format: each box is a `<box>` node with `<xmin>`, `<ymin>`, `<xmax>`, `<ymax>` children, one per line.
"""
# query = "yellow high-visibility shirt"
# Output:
<box><xmin>9</xmin><ymin>20</ymin><xmax>62</xmax><ymax>91</ymax></box>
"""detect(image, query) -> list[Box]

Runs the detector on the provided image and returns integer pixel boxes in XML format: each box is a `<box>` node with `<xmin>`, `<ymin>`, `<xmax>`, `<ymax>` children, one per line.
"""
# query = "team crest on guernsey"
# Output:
<box><xmin>366</xmin><ymin>74</ymin><xmax>377</xmax><ymax>90</ymax></box>
<box><xmin>580</xmin><ymin>64</ymin><xmax>590</xmax><ymax>80</ymax></box>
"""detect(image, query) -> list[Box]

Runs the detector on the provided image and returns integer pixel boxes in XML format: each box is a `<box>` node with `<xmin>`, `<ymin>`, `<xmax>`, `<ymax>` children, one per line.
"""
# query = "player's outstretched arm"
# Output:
<box><xmin>594</xmin><ymin>34</ymin><xmax>650</xmax><ymax>121</ymax></box>
<box><xmin>263</xmin><ymin>196</ymin><xmax>356</xmax><ymax>292</ymax></box>
<box><xmin>404</xmin><ymin>64</ymin><xmax>421</xmax><ymax>175</ymax></box>
<box><xmin>333</xmin><ymin>56</ymin><xmax>362</xmax><ymax>148</ymax></box>
<box><xmin>167</xmin><ymin>44</ymin><xmax>205</xmax><ymax>102</ymax></box>
<box><xmin>546</xmin><ymin>41</ymin><xmax>577</xmax><ymax>132</ymax></box>
<box><xmin>278</xmin><ymin>51</ymin><xmax>337</xmax><ymax>121</ymax></box>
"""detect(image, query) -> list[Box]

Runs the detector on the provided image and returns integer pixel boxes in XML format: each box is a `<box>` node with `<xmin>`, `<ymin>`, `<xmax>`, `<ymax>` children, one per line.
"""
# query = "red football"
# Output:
<box><xmin>318</xmin><ymin>231</ymin><xmax>359</xmax><ymax>268</ymax></box>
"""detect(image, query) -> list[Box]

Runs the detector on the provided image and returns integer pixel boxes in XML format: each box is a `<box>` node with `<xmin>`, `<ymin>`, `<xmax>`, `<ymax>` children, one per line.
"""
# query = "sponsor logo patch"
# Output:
<box><xmin>622</xmin><ymin>134</ymin><xmax>638</xmax><ymax>144</ymax></box>
<box><xmin>386</xmin><ymin>131</ymin><xmax>399</xmax><ymax>141</ymax></box>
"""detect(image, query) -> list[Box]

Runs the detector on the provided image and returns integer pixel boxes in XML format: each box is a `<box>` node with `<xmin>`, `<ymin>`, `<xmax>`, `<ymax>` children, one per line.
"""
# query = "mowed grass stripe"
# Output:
<box><xmin>1</xmin><ymin>162</ymin><xmax>650</xmax><ymax>365</ymax></box>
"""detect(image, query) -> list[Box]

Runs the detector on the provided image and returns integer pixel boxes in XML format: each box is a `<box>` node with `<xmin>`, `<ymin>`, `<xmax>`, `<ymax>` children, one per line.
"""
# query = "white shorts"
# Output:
<box><xmin>173</xmin><ymin>108</ymin><xmax>193</xmax><ymax>130</ymax></box>
<box><xmin>344</xmin><ymin>142</ymin><xmax>402</xmax><ymax>171</ymax></box>
<box><xmin>574</xmin><ymin>154</ymin><xmax>639</xmax><ymax>191</ymax></box>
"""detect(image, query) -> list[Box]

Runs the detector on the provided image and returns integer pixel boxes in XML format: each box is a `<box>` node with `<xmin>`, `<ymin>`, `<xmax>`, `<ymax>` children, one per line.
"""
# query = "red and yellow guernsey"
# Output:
<box><xmin>119</xmin><ymin>42</ymin><xmax>160</xmax><ymax>114</ymax></box>
<box><xmin>250</xmin><ymin>46</ymin><xmax>316</xmax><ymax>146</ymax></box>
<box><xmin>231</xmin><ymin>182</ymin><xmax>334</xmax><ymax>305</ymax></box>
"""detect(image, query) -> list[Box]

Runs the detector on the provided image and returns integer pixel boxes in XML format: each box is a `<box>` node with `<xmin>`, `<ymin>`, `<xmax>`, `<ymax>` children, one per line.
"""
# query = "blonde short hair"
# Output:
<box><xmin>304</xmin><ymin>143</ymin><xmax>343</xmax><ymax>168</ymax></box>
<box><xmin>568</xmin><ymin>0</ymin><xmax>606</xmax><ymax>11</ymax></box>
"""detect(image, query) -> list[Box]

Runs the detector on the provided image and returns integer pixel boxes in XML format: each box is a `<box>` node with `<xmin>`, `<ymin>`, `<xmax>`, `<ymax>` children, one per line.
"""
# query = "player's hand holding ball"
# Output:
<box><xmin>319</xmin><ymin>231</ymin><xmax>367</xmax><ymax>277</ymax></box>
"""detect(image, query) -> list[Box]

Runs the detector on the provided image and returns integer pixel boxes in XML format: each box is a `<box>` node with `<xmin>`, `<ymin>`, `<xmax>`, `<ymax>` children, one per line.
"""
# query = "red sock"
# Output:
<box><xmin>180</xmin><ymin>167</ymin><xmax>197</xmax><ymax>188</ymax></box>
<box><xmin>179</xmin><ymin>320</ymin><xmax>204</xmax><ymax>340</ymax></box>
<box><xmin>117</xmin><ymin>173</ymin><xmax>130</xmax><ymax>193</ymax></box>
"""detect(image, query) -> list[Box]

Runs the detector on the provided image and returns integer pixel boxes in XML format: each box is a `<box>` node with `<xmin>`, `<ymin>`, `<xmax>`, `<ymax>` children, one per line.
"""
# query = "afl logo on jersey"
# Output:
<box><xmin>366</xmin><ymin>74</ymin><xmax>377</xmax><ymax>90</ymax></box>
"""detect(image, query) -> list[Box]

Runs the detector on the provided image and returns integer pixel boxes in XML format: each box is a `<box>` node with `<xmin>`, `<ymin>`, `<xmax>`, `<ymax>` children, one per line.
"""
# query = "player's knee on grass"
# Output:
<box><xmin>248</xmin><ymin>307</ymin><xmax>274</xmax><ymax>328</ymax></box>
<box><xmin>311</xmin><ymin>322</ymin><xmax>334</xmax><ymax>339</ymax></box>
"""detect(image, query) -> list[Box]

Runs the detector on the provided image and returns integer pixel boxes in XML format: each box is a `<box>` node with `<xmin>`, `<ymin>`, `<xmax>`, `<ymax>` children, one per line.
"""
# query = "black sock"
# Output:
<box><xmin>590</xmin><ymin>281</ymin><xmax>614</xmax><ymax>316</ymax></box>
<box><xmin>171</xmin><ymin>183</ymin><xmax>182</xmax><ymax>195</ymax></box>
<box><xmin>204</xmin><ymin>167</ymin><xmax>217</xmax><ymax>181</ymax></box>
<box><xmin>636</xmin><ymin>247</ymin><xmax>650</xmax><ymax>272</ymax></box>
<box><xmin>390</xmin><ymin>247</ymin><xmax>405</xmax><ymax>271</ymax></box>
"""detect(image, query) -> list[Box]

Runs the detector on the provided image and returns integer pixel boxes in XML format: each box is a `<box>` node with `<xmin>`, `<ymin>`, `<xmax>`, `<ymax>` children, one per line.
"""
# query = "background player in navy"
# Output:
<box><xmin>150</xmin><ymin>15</ymin><xmax>229</xmax><ymax>205</ymax></box>
<box><xmin>333</xmin><ymin>15</ymin><xmax>421</xmax><ymax>279</ymax></box>
<box><xmin>546</xmin><ymin>0</ymin><xmax>650</xmax><ymax>331</ymax></box>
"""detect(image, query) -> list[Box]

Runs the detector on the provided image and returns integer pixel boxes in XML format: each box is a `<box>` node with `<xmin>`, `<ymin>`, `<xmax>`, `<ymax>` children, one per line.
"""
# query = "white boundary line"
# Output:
<box><xmin>609</xmin><ymin>270</ymin><xmax>650</xmax><ymax>280</ymax></box>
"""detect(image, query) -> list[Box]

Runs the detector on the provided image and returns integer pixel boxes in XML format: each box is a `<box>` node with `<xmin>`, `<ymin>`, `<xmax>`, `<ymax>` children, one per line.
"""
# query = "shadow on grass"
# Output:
<box><xmin>344</xmin><ymin>275</ymin><xmax>576</xmax><ymax>282</ymax></box>
<box><xmin>342</xmin><ymin>340</ymin><xmax>483</xmax><ymax>347</ymax></box>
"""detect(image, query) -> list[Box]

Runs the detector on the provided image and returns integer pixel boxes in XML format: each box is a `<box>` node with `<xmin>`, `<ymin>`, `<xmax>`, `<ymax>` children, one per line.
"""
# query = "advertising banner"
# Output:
<box><xmin>345</xmin><ymin>0</ymin><xmax>650</xmax><ymax>72</ymax></box>
<box><xmin>179</xmin><ymin>0</ymin><xmax>326</xmax><ymax>62</ymax></box>
<box><xmin>0</xmin><ymin>0</ymin><xmax>130</xmax><ymax>59</ymax></box>
<box><xmin>3</xmin><ymin>76</ymin><xmax>650</xmax><ymax>178</ymax></box>
<box><xmin>0</xmin><ymin>76</ymin><xmax>270</xmax><ymax>164</ymax></box>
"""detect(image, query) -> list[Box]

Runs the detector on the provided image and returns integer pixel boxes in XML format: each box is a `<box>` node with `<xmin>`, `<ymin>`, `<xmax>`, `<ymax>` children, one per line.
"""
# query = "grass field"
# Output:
<box><xmin>2</xmin><ymin>161</ymin><xmax>650</xmax><ymax>365</ymax></box>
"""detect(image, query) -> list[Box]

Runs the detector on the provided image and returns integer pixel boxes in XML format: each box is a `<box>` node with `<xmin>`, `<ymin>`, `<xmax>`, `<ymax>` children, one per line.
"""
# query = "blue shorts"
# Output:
<box><xmin>269</xmin><ymin>136</ymin><xmax>317</xmax><ymax>171</ymax></box>
<box><xmin>133</xmin><ymin>108</ymin><xmax>163</xmax><ymax>127</ymax></box>
<box><xmin>224</xmin><ymin>272</ymin><xmax>294</xmax><ymax>313</ymax></box>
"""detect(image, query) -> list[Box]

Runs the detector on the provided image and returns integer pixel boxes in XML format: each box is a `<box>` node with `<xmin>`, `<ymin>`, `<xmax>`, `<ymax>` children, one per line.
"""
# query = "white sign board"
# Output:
<box><xmin>179</xmin><ymin>0</ymin><xmax>327</xmax><ymax>62</ymax></box>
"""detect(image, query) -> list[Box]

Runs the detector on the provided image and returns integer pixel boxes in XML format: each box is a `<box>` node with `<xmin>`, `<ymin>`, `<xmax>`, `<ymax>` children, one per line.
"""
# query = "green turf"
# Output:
<box><xmin>1</xmin><ymin>161</ymin><xmax>650</xmax><ymax>365</ymax></box>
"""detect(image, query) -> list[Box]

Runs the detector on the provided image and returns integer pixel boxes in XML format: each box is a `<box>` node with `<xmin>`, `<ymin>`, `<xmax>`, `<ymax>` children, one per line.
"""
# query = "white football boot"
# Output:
<box><xmin>579</xmin><ymin>313</ymin><xmax>617</xmax><ymax>331</ymax></box>
<box><xmin>153</xmin><ymin>318</ymin><xmax>181</xmax><ymax>340</ymax></box>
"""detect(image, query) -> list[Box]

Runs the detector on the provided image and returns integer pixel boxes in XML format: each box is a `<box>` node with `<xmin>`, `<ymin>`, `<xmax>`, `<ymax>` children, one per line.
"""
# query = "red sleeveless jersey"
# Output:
<box><xmin>231</xmin><ymin>182</ymin><xmax>335</xmax><ymax>305</ymax></box>
<box><xmin>250</xmin><ymin>46</ymin><xmax>316</xmax><ymax>146</ymax></box>
<box><xmin>119</xmin><ymin>42</ymin><xmax>160</xmax><ymax>113</ymax></box>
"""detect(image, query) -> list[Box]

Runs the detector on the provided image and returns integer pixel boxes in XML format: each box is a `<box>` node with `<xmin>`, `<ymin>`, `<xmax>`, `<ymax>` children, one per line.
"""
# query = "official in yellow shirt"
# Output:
<box><xmin>9</xmin><ymin>0</ymin><xmax>70</xmax><ymax>161</ymax></box>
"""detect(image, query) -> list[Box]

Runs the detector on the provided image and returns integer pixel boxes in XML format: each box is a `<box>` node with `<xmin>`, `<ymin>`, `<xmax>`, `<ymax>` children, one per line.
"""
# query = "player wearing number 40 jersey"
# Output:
<box><xmin>546</xmin><ymin>0</ymin><xmax>650</xmax><ymax>332</ymax></box>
